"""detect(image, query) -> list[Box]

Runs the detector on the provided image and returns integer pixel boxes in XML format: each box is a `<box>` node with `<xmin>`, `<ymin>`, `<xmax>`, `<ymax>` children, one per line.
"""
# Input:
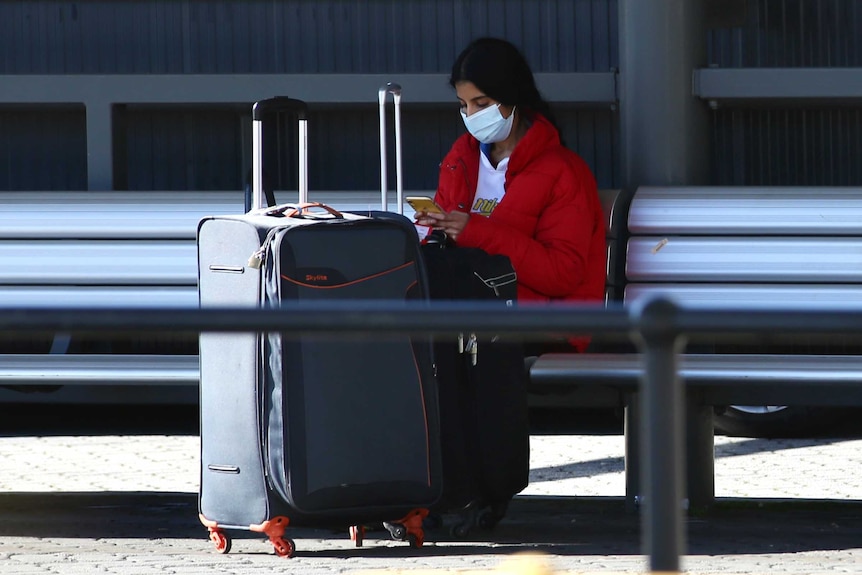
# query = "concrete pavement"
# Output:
<box><xmin>2</xmin><ymin>416</ymin><xmax>862</xmax><ymax>573</ymax></box>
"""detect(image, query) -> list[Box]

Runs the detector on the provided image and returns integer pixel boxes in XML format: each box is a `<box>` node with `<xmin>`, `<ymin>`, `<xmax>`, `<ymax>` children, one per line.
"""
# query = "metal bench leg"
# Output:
<box><xmin>685</xmin><ymin>394</ymin><xmax>715</xmax><ymax>512</ymax></box>
<box><xmin>623</xmin><ymin>393</ymin><xmax>641</xmax><ymax>513</ymax></box>
<box><xmin>623</xmin><ymin>392</ymin><xmax>715</xmax><ymax>514</ymax></box>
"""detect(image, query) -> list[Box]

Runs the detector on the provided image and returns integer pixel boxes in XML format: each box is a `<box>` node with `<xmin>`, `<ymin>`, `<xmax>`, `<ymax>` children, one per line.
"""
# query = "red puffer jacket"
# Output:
<box><xmin>434</xmin><ymin>113</ymin><xmax>606</xmax><ymax>352</ymax></box>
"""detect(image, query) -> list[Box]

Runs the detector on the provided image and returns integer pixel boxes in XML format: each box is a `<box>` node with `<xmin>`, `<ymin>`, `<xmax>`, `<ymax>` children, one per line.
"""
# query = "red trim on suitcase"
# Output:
<box><xmin>408</xmin><ymin>342</ymin><xmax>434</xmax><ymax>487</ymax></box>
<box><xmin>281</xmin><ymin>261</ymin><xmax>414</xmax><ymax>289</ymax></box>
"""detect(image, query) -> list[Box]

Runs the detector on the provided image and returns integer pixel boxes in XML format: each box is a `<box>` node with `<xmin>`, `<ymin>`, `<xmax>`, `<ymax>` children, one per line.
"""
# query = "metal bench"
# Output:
<box><xmin>7</xmin><ymin>186</ymin><xmax>862</xmax><ymax>514</ymax></box>
<box><xmin>529</xmin><ymin>186</ymin><xmax>862</xmax><ymax>510</ymax></box>
<box><xmin>0</xmin><ymin>190</ymin><xmax>411</xmax><ymax>402</ymax></box>
<box><xmin>0</xmin><ymin>187</ymin><xmax>623</xmax><ymax>400</ymax></box>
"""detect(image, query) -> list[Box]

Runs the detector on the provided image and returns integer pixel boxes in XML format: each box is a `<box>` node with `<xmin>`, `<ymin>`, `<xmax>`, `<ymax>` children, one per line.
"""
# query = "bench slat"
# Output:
<box><xmin>627</xmin><ymin>237</ymin><xmax>862</xmax><ymax>282</ymax></box>
<box><xmin>0</xmin><ymin>287</ymin><xmax>198</xmax><ymax>307</ymax></box>
<box><xmin>0</xmin><ymin>355</ymin><xmax>199</xmax><ymax>386</ymax></box>
<box><xmin>531</xmin><ymin>353</ymin><xmax>862</xmax><ymax>387</ymax></box>
<box><xmin>0</xmin><ymin>191</ymin><xmax>426</xmax><ymax>239</ymax></box>
<box><xmin>629</xmin><ymin>187</ymin><xmax>862</xmax><ymax>235</ymax></box>
<box><xmin>624</xmin><ymin>284</ymin><xmax>862</xmax><ymax>308</ymax></box>
<box><xmin>0</xmin><ymin>241</ymin><xmax>197</xmax><ymax>285</ymax></box>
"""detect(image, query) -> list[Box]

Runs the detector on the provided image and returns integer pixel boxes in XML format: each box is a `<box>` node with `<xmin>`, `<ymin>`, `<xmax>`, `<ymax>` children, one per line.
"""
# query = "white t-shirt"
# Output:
<box><xmin>471</xmin><ymin>143</ymin><xmax>508</xmax><ymax>216</ymax></box>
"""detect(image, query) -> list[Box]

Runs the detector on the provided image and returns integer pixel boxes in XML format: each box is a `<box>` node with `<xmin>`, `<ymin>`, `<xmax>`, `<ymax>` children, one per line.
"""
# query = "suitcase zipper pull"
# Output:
<box><xmin>458</xmin><ymin>332</ymin><xmax>465</xmax><ymax>354</ymax></box>
<box><xmin>465</xmin><ymin>333</ymin><xmax>478</xmax><ymax>366</ymax></box>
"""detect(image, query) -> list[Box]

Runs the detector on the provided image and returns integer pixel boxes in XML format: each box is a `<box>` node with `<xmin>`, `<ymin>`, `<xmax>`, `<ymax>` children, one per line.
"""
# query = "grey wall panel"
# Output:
<box><xmin>709</xmin><ymin>0</ymin><xmax>862</xmax><ymax>67</ymax></box>
<box><xmin>712</xmin><ymin>107</ymin><xmax>862</xmax><ymax>186</ymax></box>
<box><xmin>0</xmin><ymin>107</ymin><xmax>87</xmax><ymax>191</ymax></box>
<box><xmin>0</xmin><ymin>0</ymin><xmax>618</xmax><ymax>74</ymax></box>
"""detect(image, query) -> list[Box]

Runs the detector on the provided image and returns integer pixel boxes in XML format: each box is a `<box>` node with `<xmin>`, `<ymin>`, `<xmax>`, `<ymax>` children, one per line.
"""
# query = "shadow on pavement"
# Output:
<box><xmin>1</xmin><ymin>492</ymin><xmax>860</xmax><ymax>558</ymax></box>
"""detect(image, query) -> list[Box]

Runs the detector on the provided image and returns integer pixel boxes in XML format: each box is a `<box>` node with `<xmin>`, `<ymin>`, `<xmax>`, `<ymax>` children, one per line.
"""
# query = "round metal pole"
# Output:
<box><xmin>632</xmin><ymin>297</ymin><xmax>687</xmax><ymax>573</ymax></box>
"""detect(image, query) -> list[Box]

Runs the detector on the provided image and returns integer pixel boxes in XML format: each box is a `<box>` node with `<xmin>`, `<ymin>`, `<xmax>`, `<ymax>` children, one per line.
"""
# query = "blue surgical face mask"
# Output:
<box><xmin>460</xmin><ymin>104</ymin><xmax>515</xmax><ymax>144</ymax></box>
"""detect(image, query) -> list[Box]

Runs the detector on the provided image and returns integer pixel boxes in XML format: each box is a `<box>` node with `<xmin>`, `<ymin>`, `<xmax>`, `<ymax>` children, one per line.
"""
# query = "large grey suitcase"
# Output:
<box><xmin>197</xmin><ymin>92</ymin><xmax>442</xmax><ymax>557</ymax></box>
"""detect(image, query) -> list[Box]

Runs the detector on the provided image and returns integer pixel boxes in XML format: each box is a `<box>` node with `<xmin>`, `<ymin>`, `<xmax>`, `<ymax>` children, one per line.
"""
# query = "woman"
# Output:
<box><xmin>415</xmin><ymin>37</ymin><xmax>606</xmax><ymax>352</ymax></box>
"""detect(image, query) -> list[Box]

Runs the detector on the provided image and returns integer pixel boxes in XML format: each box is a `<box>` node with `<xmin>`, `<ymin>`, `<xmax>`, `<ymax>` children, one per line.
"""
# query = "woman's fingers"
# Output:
<box><xmin>414</xmin><ymin>211</ymin><xmax>446</xmax><ymax>227</ymax></box>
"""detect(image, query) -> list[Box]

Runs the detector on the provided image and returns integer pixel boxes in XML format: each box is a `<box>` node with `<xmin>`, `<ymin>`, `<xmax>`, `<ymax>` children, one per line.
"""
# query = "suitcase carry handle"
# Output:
<box><xmin>251</xmin><ymin>97</ymin><xmax>309</xmax><ymax>211</ymax></box>
<box><xmin>278</xmin><ymin>202</ymin><xmax>344</xmax><ymax>219</ymax></box>
<box><xmin>255</xmin><ymin>202</ymin><xmax>343</xmax><ymax>219</ymax></box>
<box><xmin>378</xmin><ymin>83</ymin><xmax>403</xmax><ymax>214</ymax></box>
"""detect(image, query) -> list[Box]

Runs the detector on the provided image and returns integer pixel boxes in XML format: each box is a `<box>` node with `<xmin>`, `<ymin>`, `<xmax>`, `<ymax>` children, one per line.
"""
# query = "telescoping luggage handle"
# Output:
<box><xmin>251</xmin><ymin>97</ymin><xmax>309</xmax><ymax>211</ymax></box>
<box><xmin>252</xmin><ymin>89</ymin><xmax>400</xmax><ymax>214</ymax></box>
<box><xmin>379</xmin><ymin>83</ymin><xmax>403</xmax><ymax>214</ymax></box>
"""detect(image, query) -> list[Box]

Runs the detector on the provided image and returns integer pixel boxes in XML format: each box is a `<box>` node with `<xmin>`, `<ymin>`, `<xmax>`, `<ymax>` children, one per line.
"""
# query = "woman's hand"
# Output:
<box><xmin>414</xmin><ymin>210</ymin><xmax>470</xmax><ymax>243</ymax></box>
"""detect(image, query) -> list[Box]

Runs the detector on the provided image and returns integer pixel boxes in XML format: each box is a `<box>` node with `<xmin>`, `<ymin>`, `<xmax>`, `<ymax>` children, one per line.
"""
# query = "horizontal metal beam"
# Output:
<box><xmin>0</xmin><ymin>301</ymin><xmax>629</xmax><ymax>338</ymax></box>
<box><xmin>694</xmin><ymin>67</ymin><xmax>862</xmax><ymax>103</ymax></box>
<box><xmin>2</xmin><ymin>299</ymin><xmax>862</xmax><ymax>339</ymax></box>
<box><xmin>0</xmin><ymin>72</ymin><xmax>617</xmax><ymax>105</ymax></box>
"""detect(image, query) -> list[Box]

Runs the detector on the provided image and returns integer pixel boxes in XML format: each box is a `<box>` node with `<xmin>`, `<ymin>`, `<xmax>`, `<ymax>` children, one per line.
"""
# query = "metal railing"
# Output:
<box><xmin>4</xmin><ymin>297</ymin><xmax>862</xmax><ymax>572</ymax></box>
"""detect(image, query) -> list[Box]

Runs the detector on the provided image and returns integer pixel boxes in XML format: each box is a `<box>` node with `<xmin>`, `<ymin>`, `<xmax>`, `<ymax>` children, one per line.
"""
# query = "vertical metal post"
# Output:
<box><xmin>86</xmin><ymin>100</ymin><xmax>114</xmax><ymax>190</ymax></box>
<box><xmin>618</xmin><ymin>0</ymin><xmax>710</xmax><ymax>190</ymax></box>
<box><xmin>633</xmin><ymin>298</ymin><xmax>687</xmax><ymax>573</ymax></box>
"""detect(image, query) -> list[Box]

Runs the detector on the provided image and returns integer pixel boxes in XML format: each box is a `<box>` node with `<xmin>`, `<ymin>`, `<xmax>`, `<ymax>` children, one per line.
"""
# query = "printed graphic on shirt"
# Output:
<box><xmin>472</xmin><ymin>197</ymin><xmax>500</xmax><ymax>217</ymax></box>
<box><xmin>473</xmin><ymin>149</ymin><xmax>508</xmax><ymax>217</ymax></box>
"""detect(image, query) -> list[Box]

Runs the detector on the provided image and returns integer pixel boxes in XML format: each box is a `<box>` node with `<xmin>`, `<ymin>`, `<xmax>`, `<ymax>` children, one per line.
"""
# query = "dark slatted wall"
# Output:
<box><xmin>0</xmin><ymin>0</ymin><xmax>617</xmax><ymax>74</ymax></box>
<box><xmin>712</xmin><ymin>108</ymin><xmax>862</xmax><ymax>186</ymax></box>
<box><xmin>709</xmin><ymin>0</ymin><xmax>862</xmax><ymax>67</ymax></box>
<box><xmin>0</xmin><ymin>106</ymin><xmax>87</xmax><ymax>191</ymax></box>
<box><xmin>0</xmin><ymin>0</ymin><xmax>619</xmax><ymax>191</ymax></box>
<box><xmin>7</xmin><ymin>0</ymin><xmax>860</xmax><ymax>190</ymax></box>
<box><xmin>708</xmin><ymin>0</ymin><xmax>862</xmax><ymax>186</ymax></box>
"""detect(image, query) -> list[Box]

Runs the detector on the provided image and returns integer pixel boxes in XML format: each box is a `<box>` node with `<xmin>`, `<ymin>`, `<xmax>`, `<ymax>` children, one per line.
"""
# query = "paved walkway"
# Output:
<box><xmin>4</xmin><ymin>433</ymin><xmax>862</xmax><ymax>500</ymax></box>
<box><xmin>2</xmin><ymin>429</ymin><xmax>862</xmax><ymax>573</ymax></box>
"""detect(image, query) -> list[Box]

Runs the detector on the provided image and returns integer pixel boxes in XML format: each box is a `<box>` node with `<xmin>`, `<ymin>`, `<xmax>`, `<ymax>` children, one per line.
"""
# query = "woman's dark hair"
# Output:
<box><xmin>449</xmin><ymin>37</ymin><xmax>558</xmax><ymax>128</ymax></box>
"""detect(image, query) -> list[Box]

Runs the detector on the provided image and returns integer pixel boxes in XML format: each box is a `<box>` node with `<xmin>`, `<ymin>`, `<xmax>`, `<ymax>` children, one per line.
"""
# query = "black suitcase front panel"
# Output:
<box><xmin>264</xmin><ymin>219</ymin><xmax>440</xmax><ymax>518</ymax></box>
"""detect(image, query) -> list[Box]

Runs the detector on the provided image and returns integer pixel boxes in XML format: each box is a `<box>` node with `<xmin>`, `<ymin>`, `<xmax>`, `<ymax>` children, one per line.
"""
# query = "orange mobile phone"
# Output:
<box><xmin>406</xmin><ymin>196</ymin><xmax>444</xmax><ymax>214</ymax></box>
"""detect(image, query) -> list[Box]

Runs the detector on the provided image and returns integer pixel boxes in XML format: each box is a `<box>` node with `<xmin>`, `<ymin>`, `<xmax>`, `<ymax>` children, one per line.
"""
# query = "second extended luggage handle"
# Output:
<box><xmin>379</xmin><ymin>83</ymin><xmax>403</xmax><ymax>215</ymax></box>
